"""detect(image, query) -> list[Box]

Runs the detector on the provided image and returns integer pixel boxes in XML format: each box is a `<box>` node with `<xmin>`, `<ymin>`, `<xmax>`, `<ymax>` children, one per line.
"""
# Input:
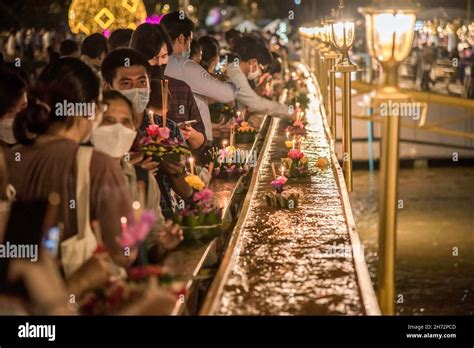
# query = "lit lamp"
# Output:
<box><xmin>359</xmin><ymin>0</ymin><xmax>417</xmax><ymax>316</ymax></box>
<box><xmin>331</xmin><ymin>0</ymin><xmax>357</xmax><ymax>192</ymax></box>
<box><xmin>324</xmin><ymin>10</ymin><xmax>342</xmax><ymax>142</ymax></box>
<box><xmin>331</xmin><ymin>0</ymin><xmax>356</xmax><ymax>65</ymax></box>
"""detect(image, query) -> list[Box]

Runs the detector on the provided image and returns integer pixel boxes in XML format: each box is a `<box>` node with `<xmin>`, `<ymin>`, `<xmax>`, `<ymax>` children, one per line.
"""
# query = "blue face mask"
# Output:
<box><xmin>181</xmin><ymin>37</ymin><xmax>191</xmax><ymax>60</ymax></box>
<box><xmin>181</xmin><ymin>49</ymin><xmax>190</xmax><ymax>60</ymax></box>
<box><xmin>120</xmin><ymin>88</ymin><xmax>150</xmax><ymax>114</ymax></box>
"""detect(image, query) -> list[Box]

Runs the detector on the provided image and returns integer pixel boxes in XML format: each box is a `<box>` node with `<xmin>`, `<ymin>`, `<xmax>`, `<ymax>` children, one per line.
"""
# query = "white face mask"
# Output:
<box><xmin>0</xmin><ymin>118</ymin><xmax>16</xmax><ymax>144</ymax></box>
<box><xmin>91</xmin><ymin>123</ymin><xmax>137</xmax><ymax>159</ymax></box>
<box><xmin>247</xmin><ymin>63</ymin><xmax>262</xmax><ymax>80</ymax></box>
<box><xmin>120</xmin><ymin>88</ymin><xmax>150</xmax><ymax>115</ymax></box>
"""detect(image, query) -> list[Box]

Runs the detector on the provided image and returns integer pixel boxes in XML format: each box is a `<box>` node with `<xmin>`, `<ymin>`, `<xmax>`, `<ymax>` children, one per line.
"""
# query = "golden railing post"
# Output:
<box><xmin>325</xmin><ymin>51</ymin><xmax>340</xmax><ymax>141</ymax></box>
<box><xmin>319</xmin><ymin>46</ymin><xmax>329</xmax><ymax>109</ymax></box>
<box><xmin>372</xmin><ymin>79</ymin><xmax>409</xmax><ymax>316</ymax></box>
<box><xmin>377</xmin><ymin>101</ymin><xmax>399</xmax><ymax>316</ymax></box>
<box><xmin>335</xmin><ymin>62</ymin><xmax>356</xmax><ymax>192</ymax></box>
<box><xmin>310</xmin><ymin>39</ymin><xmax>317</xmax><ymax>73</ymax></box>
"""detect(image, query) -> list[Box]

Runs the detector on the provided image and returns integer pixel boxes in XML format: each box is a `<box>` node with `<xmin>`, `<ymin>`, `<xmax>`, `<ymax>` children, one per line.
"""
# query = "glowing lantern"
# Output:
<box><xmin>68</xmin><ymin>0</ymin><xmax>147</xmax><ymax>35</ymax></box>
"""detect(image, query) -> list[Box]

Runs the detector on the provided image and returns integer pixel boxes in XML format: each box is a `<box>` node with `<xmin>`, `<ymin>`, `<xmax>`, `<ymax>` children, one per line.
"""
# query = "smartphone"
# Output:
<box><xmin>43</xmin><ymin>226</ymin><xmax>60</xmax><ymax>258</ymax></box>
<box><xmin>178</xmin><ymin>120</ymin><xmax>197</xmax><ymax>128</ymax></box>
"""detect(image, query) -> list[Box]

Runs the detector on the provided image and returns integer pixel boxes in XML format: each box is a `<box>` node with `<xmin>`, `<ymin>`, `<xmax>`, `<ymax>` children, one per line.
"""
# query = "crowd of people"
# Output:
<box><xmin>0</xmin><ymin>12</ymin><xmax>290</xmax><ymax>315</ymax></box>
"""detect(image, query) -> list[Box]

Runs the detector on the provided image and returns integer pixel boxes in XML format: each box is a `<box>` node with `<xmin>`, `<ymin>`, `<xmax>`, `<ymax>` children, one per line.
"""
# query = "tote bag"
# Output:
<box><xmin>60</xmin><ymin>146</ymin><xmax>98</xmax><ymax>278</ymax></box>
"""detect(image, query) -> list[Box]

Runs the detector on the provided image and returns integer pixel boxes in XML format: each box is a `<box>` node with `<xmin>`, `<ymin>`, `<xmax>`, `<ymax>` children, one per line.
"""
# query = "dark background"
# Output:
<box><xmin>0</xmin><ymin>0</ymin><xmax>471</xmax><ymax>30</ymax></box>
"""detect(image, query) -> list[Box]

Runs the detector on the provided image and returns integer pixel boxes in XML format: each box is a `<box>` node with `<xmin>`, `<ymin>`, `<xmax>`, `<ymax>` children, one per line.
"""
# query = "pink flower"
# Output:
<box><xmin>271</xmin><ymin>176</ymin><xmax>287</xmax><ymax>190</ymax></box>
<box><xmin>116</xmin><ymin>211</ymin><xmax>157</xmax><ymax>248</ymax></box>
<box><xmin>288</xmin><ymin>149</ymin><xmax>304</xmax><ymax>160</ymax></box>
<box><xmin>157</xmin><ymin>127</ymin><xmax>170</xmax><ymax>139</ymax></box>
<box><xmin>193</xmin><ymin>188</ymin><xmax>214</xmax><ymax>203</ymax></box>
<box><xmin>146</xmin><ymin>124</ymin><xmax>160</xmax><ymax>137</ymax></box>
<box><xmin>293</xmin><ymin>120</ymin><xmax>304</xmax><ymax>128</ymax></box>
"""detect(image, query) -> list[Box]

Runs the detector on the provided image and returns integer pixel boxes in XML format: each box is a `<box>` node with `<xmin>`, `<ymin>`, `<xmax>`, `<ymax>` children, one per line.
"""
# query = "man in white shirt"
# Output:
<box><xmin>161</xmin><ymin>12</ymin><xmax>237</xmax><ymax>141</ymax></box>
<box><xmin>227</xmin><ymin>36</ymin><xmax>291</xmax><ymax>118</ymax></box>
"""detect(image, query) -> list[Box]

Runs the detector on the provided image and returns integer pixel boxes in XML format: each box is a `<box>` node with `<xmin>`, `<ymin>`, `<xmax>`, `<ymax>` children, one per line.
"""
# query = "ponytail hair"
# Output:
<box><xmin>14</xmin><ymin>57</ymin><xmax>101</xmax><ymax>145</ymax></box>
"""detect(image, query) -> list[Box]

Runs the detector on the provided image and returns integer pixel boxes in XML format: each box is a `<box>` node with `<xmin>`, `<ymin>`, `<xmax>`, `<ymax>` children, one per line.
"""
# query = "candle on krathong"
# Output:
<box><xmin>292</xmin><ymin>137</ymin><xmax>296</xmax><ymax>150</ymax></box>
<box><xmin>132</xmin><ymin>201</ymin><xmax>141</xmax><ymax>223</ymax></box>
<box><xmin>286</xmin><ymin>131</ymin><xmax>290</xmax><ymax>140</ymax></box>
<box><xmin>222</xmin><ymin>139</ymin><xmax>227</xmax><ymax>150</ymax></box>
<box><xmin>271</xmin><ymin>163</ymin><xmax>277</xmax><ymax>179</ymax></box>
<box><xmin>120</xmin><ymin>216</ymin><xmax>128</xmax><ymax>235</ymax></box>
<box><xmin>206</xmin><ymin>162</ymin><xmax>214</xmax><ymax>188</ymax></box>
<box><xmin>280</xmin><ymin>165</ymin><xmax>285</xmax><ymax>178</ymax></box>
<box><xmin>189</xmin><ymin>157</ymin><xmax>195</xmax><ymax>176</ymax></box>
<box><xmin>148</xmin><ymin>110</ymin><xmax>154</xmax><ymax>125</ymax></box>
<box><xmin>229</xmin><ymin>125</ymin><xmax>235</xmax><ymax>147</ymax></box>
<box><xmin>161</xmin><ymin>79</ymin><xmax>169</xmax><ymax>127</ymax></box>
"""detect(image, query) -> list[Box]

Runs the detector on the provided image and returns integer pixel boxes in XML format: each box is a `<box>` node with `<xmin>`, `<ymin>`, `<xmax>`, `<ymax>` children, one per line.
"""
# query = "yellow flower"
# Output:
<box><xmin>285</xmin><ymin>141</ymin><xmax>293</xmax><ymax>148</ymax></box>
<box><xmin>300</xmin><ymin>156</ymin><xmax>308</xmax><ymax>165</ymax></box>
<box><xmin>238</xmin><ymin>121</ymin><xmax>254</xmax><ymax>132</ymax></box>
<box><xmin>185</xmin><ymin>175</ymin><xmax>206</xmax><ymax>191</ymax></box>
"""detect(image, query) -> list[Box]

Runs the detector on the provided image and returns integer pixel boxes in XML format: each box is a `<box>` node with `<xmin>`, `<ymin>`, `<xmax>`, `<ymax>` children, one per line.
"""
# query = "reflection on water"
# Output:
<box><xmin>217</xmin><ymin>115</ymin><xmax>364</xmax><ymax>315</ymax></box>
<box><xmin>350</xmin><ymin>167</ymin><xmax>474</xmax><ymax>315</ymax></box>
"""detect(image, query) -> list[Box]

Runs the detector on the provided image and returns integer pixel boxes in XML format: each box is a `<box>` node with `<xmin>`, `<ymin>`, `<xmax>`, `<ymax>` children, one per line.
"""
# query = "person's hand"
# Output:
<box><xmin>161</xmin><ymin>161</ymin><xmax>184</xmax><ymax>176</ymax></box>
<box><xmin>212</xmin><ymin>118</ymin><xmax>231</xmax><ymax>138</ymax></box>
<box><xmin>157</xmin><ymin>220</ymin><xmax>184</xmax><ymax>251</ymax></box>
<box><xmin>139</xmin><ymin>156</ymin><xmax>160</xmax><ymax>175</ymax></box>
<box><xmin>128</xmin><ymin>151</ymin><xmax>144</xmax><ymax>165</ymax></box>
<box><xmin>118</xmin><ymin>277</ymin><xmax>177</xmax><ymax>315</ymax></box>
<box><xmin>8</xmin><ymin>254</ymin><xmax>74</xmax><ymax>315</ymax></box>
<box><xmin>66</xmin><ymin>253</ymin><xmax>113</xmax><ymax>296</ymax></box>
<box><xmin>180</xmin><ymin>125</ymin><xmax>194</xmax><ymax>141</ymax></box>
<box><xmin>128</xmin><ymin>152</ymin><xmax>160</xmax><ymax>175</ymax></box>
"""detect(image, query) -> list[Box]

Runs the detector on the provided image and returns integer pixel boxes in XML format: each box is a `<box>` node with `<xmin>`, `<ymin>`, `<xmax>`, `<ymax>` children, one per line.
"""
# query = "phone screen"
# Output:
<box><xmin>43</xmin><ymin>226</ymin><xmax>60</xmax><ymax>257</ymax></box>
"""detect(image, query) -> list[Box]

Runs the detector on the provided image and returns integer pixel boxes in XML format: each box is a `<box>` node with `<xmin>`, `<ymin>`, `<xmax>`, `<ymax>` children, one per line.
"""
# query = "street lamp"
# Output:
<box><xmin>324</xmin><ymin>11</ymin><xmax>342</xmax><ymax>142</ymax></box>
<box><xmin>331</xmin><ymin>0</ymin><xmax>356</xmax><ymax>65</ymax></box>
<box><xmin>331</xmin><ymin>0</ymin><xmax>357</xmax><ymax>192</ymax></box>
<box><xmin>359</xmin><ymin>0</ymin><xmax>417</xmax><ymax>315</ymax></box>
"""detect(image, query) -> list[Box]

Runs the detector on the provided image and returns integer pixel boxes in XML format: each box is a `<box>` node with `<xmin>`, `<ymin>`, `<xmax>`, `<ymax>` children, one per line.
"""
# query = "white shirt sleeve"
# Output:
<box><xmin>165</xmin><ymin>55</ymin><xmax>237</xmax><ymax>103</ymax></box>
<box><xmin>227</xmin><ymin>64</ymin><xmax>291</xmax><ymax>117</ymax></box>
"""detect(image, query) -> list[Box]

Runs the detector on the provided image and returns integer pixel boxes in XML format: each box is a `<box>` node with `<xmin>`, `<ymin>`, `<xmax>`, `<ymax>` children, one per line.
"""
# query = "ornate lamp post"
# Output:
<box><xmin>331</xmin><ymin>0</ymin><xmax>356</xmax><ymax>192</ymax></box>
<box><xmin>324</xmin><ymin>10</ymin><xmax>342</xmax><ymax>144</ymax></box>
<box><xmin>359</xmin><ymin>0</ymin><xmax>417</xmax><ymax>315</ymax></box>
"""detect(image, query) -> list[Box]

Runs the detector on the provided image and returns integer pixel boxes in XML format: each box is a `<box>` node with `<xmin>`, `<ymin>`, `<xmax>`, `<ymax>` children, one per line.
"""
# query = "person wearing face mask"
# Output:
<box><xmin>226</xmin><ymin>35</ymin><xmax>291</xmax><ymax>118</ymax></box>
<box><xmin>100</xmin><ymin>49</ymin><xmax>152</xmax><ymax>124</ymax></box>
<box><xmin>130</xmin><ymin>23</ymin><xmax>206</xmax><ymax>150</ymax></box>
<box><xmin>5</xmin><ymin>57</ymin><xmax>135</xmax><ymax>269</ymax></box>
<box><xmin>92</xmin><ymin>91</ymin><xmax>183</xmax><ymax>262</ymax></box>
<box><xmin>0</xmin><ymin>66</ymin><xmax>28</xmax><ymax>148</ymax></box>
<box><xmin>101</xmin><ymin>49</ymin><xmax>193</xmax><ymax>219</ymax></box>
<box><xmin>198</xmin><ymin>36</ymin><xmax>220</xmax><ymax>75</ymax></box>
<box><xmin>160</xmin><ymin>12</ymin><xmax>238</xmax><ymax>141</ymax></box>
